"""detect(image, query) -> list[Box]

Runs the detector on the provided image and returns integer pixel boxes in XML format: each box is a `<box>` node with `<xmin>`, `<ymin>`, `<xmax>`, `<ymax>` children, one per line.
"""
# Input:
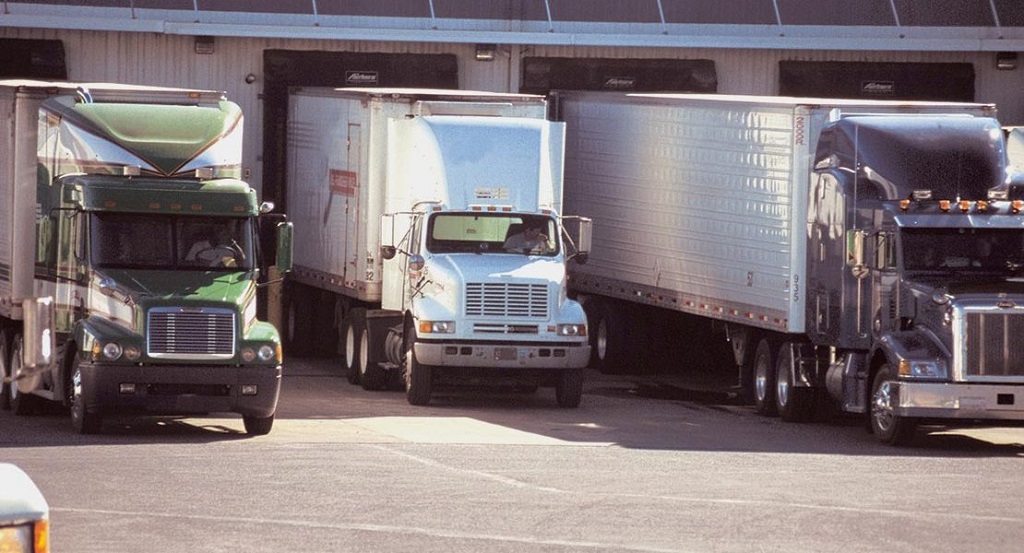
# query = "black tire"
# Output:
<box><xmin>752</xmin><ymin>337</ymin><xmax>777</xmax><ymax>416</ymax></box>
<box><xmin>555</xmin><ymin>369</ymin><xmax>584</xmax><ymax>408</ymax></box>
<box><xmin>775</xmin><ymin>342</ymin><xmax>814</xmax><ymax>422</ymax></box>
<box><xmin>341</xmin><ymin>312</ymin><xmax>363</xmax><ymax>385</ymax></box>
<box><xmin>364</xmin><ymin>323</ymin><xmax>387</xmax><ymax>393</ymax></box>
<box><xmin>70</xmin><ymin>356</ymin><xmax>102</xmax><ymax>434</ymax></box>
<box><xmin>243</xmin><ymin>414</ymin><xmax>274</xmax><ymax>435</ymax></box>
<box><xmin>870</xmin><ymin>364</ymin><xmax>918</xmax><ymax>446</ymax></box>
<box><xmin>357</xmin><ymin>311</ymin><xmax>386</xmax><ymax>391</ymax></box>
<box><xmin>589</xmin><ymin>300</ymin><xmax>631</xmax><ymax>374</ymax></box>
<box><xmin>9</xmin><ymin>335</ymin><xmax>37</xmax><ymax>417</ymax></box>
<box><xmin>404</xmin><ymin>318</ymin><xmax>432</xmax><ymax>406</ymax></box>
<box><xmin>0</xmin><ymin>329</ymin><xmax>11</xmax><ymax>411</ymax></box>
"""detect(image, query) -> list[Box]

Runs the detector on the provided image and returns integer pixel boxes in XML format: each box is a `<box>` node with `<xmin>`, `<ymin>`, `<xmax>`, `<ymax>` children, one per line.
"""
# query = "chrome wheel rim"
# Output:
<box><xmin>872</xmin><ymin>380</ymin><xmax>896</xmax><ymax>433</ymax></box>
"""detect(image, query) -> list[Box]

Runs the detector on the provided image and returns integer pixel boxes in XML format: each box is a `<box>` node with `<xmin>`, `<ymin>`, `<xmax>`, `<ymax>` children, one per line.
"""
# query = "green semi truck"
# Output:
<box><xmin>0</xmin><ymin>80</ymin><xmax>292</xmax><ymax>435</ymax></box>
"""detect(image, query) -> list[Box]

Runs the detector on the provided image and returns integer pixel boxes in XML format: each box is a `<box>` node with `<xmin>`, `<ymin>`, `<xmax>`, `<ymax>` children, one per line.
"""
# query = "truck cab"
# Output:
<box><xmin>813</xmin><ymin>115</ymin><xmax>1024</xmax><ymax>444</ymax></box>
<box><xmin>376</xmin><ymin>114</ymin><xmax>592</xmax><ymax>406</ymax></box>
<box><xmin>8</xmin><ymin>86</ymin><xmax>293</xmax><ymax>435</ymax></box>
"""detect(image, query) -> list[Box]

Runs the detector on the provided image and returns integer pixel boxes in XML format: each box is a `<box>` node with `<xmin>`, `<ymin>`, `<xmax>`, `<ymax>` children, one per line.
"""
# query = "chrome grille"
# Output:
<box><xmin>473</xmin><ymin>323</ymin><xmax>540</xmax><ymax>334</ymax></box>
<box><xmin>465</xmin><ymin>283</ymin><xmax>548</xmax><ymax>318</ymax></box>
<box><xmin>148</xmin><ymin>307</ymin><xmax>235</xmax><ymax>358</ymax></box>
<box><xmin>961</xmin><ymin>310</ymin><xmax>1024</xmax><ymax>379</ymax></box>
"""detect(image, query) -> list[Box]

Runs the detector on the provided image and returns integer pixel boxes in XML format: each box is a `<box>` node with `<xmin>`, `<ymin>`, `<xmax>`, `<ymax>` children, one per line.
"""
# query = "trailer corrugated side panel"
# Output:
<box><xmin>0</xmin><ymin>86</ymin><xmax>47</xmax><ymax>320</ymax></box>
<box><xmin>286</xmin><ymin>92</ymin><xmax>375</xmax><ymax>301</ymax></box>
<box><xmin>561</xmin><ymin>92</ymin><xmax>997</xmax><ymax>334</ymax></box>
<box><xmin>562</xmin><ymin>93</ymin><xmax>812</xmax><ymax>333</ymax></box>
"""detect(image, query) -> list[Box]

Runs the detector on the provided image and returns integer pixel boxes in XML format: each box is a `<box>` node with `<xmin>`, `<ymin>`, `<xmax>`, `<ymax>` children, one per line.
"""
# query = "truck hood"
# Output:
<box><xmin>428</xmin><ymin>254</ymin><xmax>566</xmax><ymax>284</ymax></box>
<box><xmin>95</xmin><ymin>269</ymin><xmax>255</xmax><ymax>305</ymax></box>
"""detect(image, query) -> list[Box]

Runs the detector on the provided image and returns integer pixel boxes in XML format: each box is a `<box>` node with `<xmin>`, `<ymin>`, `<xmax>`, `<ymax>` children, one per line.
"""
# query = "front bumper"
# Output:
<box><xmin>79</xmin><ymin>362</ymin><xmax>281</xmax><ymax>418</ymax></box>
<box><xmin>415</xmin><ymin>341</ymin><xmax>590</xmax><ymax>369</ymax></box>
<box><xmin>895</xmin><ymin>381</ymin><xmax>1024</xmax><ymax>420</ymax></box>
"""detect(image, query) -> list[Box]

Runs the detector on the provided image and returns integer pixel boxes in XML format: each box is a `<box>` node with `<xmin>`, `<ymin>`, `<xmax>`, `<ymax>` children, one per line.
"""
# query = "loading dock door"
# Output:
<box><xmin>262</xmin><ymin>50</ymin><xmax>458</xmax><ymax>210</ymax></box>
<box><xmin>779</xmin><ymin>61</ymin><xmax>975</xmax><ymax>102</ymax></box>
<box><xmin>521</xmin><ymin>57</ymin><xmax>717</xmax><ymax>95</ymax></box>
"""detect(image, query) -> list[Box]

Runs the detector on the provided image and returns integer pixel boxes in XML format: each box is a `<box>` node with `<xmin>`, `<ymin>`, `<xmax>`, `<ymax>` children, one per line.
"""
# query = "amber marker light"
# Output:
<box><xmin>1013</xmin><ymin>200</ymin><xmax>1024</xmax><ymax>214</ymax></box>
<box><xmin>958</xmin><ymin>200</ymin><xmax>970</xmax><ymax>212</ymax></box>
<box><xmin>939</xmin><ymin>200</ymin><xmax>951</xmax><ymax>211</ymax></box>
<box><xmin>35</xmin><ymin>519</ymin><xmax>49</xmax><ymax>553</ymax></box>
<box><xmin>900</xmin><ymin>199</ymin><xmax>911</xmax><ymax>210</ymax></box>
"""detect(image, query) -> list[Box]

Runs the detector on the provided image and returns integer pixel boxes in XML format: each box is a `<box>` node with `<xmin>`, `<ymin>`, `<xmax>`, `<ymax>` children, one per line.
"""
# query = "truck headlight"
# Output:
<box><xmin>418</xmin><ymin>321</ymin><xmax>455</xmax><ymax>334</ymax></box>
<box><xmin>101</xmin><ymin>342</ymin><xmax>123</xmax><ymax>361</ymax></box>
<box><xmin>124</xmin><ymin>345</ymin><xmax>141</xmax><ymax>361</ymax></box>
<box><xmin>257</xmin><ymin>345</ymin><xmax>276</xmax><ymax>361</ymax></box>
<box><xmin>556</xmin><ymin>324</ymin><xmax>587</xmax><ymax>337</ymax></box>
<box><xmin>898</xmin><ymin>359</ymin><xmax>948</xmax><ymax>379</ymax></box>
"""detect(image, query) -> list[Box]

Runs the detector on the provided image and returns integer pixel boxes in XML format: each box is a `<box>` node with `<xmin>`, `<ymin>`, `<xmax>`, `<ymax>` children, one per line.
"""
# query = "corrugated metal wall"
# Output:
<box><xmin>1</xmin><ymin>27</ymin><xmax>1022</xmax><ymax>196</ymax></box>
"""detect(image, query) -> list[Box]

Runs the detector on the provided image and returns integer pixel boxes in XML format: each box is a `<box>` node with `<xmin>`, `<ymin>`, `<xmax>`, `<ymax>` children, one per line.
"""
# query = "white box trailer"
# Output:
<box><xmin>285</xmin><ymin>88</ymin><xmax>591</xmax><ymax>406</ymax></box>
<box><xmin>555</xmin><ymin>91</ymin><xmax>1024</xmax><ymax>444</ymax></box>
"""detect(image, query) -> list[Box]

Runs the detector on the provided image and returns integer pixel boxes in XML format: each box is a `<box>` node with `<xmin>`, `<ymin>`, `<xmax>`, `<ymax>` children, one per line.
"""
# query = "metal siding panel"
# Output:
<box><xmin>434</xmin><ymin>0</ymin><xmax>520</xmax><ymax>20</ymax></box>
<box><xmin>897</xmin><ymin>0</ymin><xmax>995</xmax><ymax>26</ymax></box>
<box><xmin>548</xmin><ymin>0</ymin><xmax>661</xmax><ymax>23</ymax></box>
<box><xmin>995</xmin><ymin>0</ymin><xmax>1024</xmax><ymax>26</ymax></box>
<box><xmin>777</xmin><ymin>0</ymin><xmax>895</xmax><ymax>26</ymax></box>
<box><xmin>661</xmin><ymin>0</ymin><xmax>776</xmax><ymax>24</ymax></box>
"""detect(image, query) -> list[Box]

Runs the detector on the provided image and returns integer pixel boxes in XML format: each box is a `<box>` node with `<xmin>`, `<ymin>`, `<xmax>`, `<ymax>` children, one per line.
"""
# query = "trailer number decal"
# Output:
<box><xmin>329</xmin><ymin>170</ymin><xmax>358</xmax><ymax>197</ymax></box>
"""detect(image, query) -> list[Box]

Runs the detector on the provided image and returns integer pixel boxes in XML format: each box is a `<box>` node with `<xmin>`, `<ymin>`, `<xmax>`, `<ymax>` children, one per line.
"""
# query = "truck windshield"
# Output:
<box><xmin>902</xmin><ymin>228</ymin><xmax>1024</xmax><ymax>275</ymax></box>
<box><xmin>426</xmin><ymin>213</ymin><xmax>558</xmax><ymax>256</ymax></box>
<box><xmin>91</xmin><ymin>213</ymin><xmax>254</xmax><ymax>270</ymax></box>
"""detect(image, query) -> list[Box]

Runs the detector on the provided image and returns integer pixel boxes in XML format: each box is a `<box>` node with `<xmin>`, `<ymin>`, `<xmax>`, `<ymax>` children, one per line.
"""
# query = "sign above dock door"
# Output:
<box><xmin>261</xmin><ymin>50</ymin><xmax>458</xmax><ymax>210</ymax></box>
<box><xmin>520</xmin><ymin>58</ymin><xmax>717</xmax><ymax>95</ymax></box>
<box><xmin>779</xmin><ymin>61</ymin><xmax>975</xmax><ymax>102</ymax></box>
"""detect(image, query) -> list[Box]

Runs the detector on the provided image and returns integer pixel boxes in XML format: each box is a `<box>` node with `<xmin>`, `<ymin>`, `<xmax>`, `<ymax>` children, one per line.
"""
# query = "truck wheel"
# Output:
<box><xmin>590</xmin><ymin>301</ymin><xmax>630</xmax><ymax>374</ymax></box>
<box><xmin>359</xmin><ymin>321</ymin><xmax>386</xmax><ymax>391</ymax></box>
<box><xmin>70</xmin><ymin>357</ymin><xmax>102</xmax><ymax>434</ymax></box>
<box><xmin>775</xmin><ymin>342</ymin><xmax>814</xmax><ymax>422</ymax></box>
<box><xmin>9</xmin><ymin>335</ymin><xmax>37</xmax><ymax>417</ymax></box>
<box><xmin>870</xmin><ymin>364</ymin><xmax>917</xmax><ymax>446</ymax></box>
<box><xmin>243</xmin><ymin>414</ymin><xmax>274</xmax><ymax>435</ymax></box>
<box><xmin>341</xmin><ymin>311</ymin><xmax>364</xmax><ymax>385</ymax></box>
<box><xmin>404</xmin><ymin>318</ymin><xmax>432</xmax><ymax>406</ymax></box>
<box><xmin>556</xmin><ymin>369</ymin><xmax>584</xmax><ymax>408</ymax></box>
<box><xmin>752</xmin><ymin>338</ymin><xmax>777</xmax><ymax>416</ymax></box>
<box><xmin>0</xmin><ymin>329</ymin><xmax>11</xmax><ymax>411</ymax></box>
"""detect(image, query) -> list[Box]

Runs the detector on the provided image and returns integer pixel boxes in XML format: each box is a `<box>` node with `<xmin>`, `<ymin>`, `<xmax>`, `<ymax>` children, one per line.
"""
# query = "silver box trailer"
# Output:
<box><xmin>555</xmin><ymin>91</ymin><xmax>1024</xmax><ymax>444</ymax></box>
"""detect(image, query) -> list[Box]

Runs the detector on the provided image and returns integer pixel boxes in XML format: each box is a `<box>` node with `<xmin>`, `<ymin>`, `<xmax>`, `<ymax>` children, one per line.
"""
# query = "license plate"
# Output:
<box><xmin>495</xmin><ymin>347</ymin><xmax>517</xmax><ymax>361</ymax></box>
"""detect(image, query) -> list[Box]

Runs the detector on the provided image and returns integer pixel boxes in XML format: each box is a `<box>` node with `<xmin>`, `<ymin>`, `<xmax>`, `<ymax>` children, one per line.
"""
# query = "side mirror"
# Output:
<box><xmin>275</xmin><ymin>222</ymin><xmax>293</xmax><ymax>273</ymax></box>
<box><xmin>381</xmin><ymin>246</ymin><xmax>397</xmax><ymax>260</ymax></box>
<box><xmin>846</xmin><ymin>229</ymin><xmax>868</xmax><ymax>279</ymax></box>
<box><xmin>22</xmin><ymin>297</ymin><xmax>56</xmax><ymax>377</ymax></box>
<box><xmin>576</xmin><ymin>217</ymin><xmax>592</xmax><ymax>258</ymax></box>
